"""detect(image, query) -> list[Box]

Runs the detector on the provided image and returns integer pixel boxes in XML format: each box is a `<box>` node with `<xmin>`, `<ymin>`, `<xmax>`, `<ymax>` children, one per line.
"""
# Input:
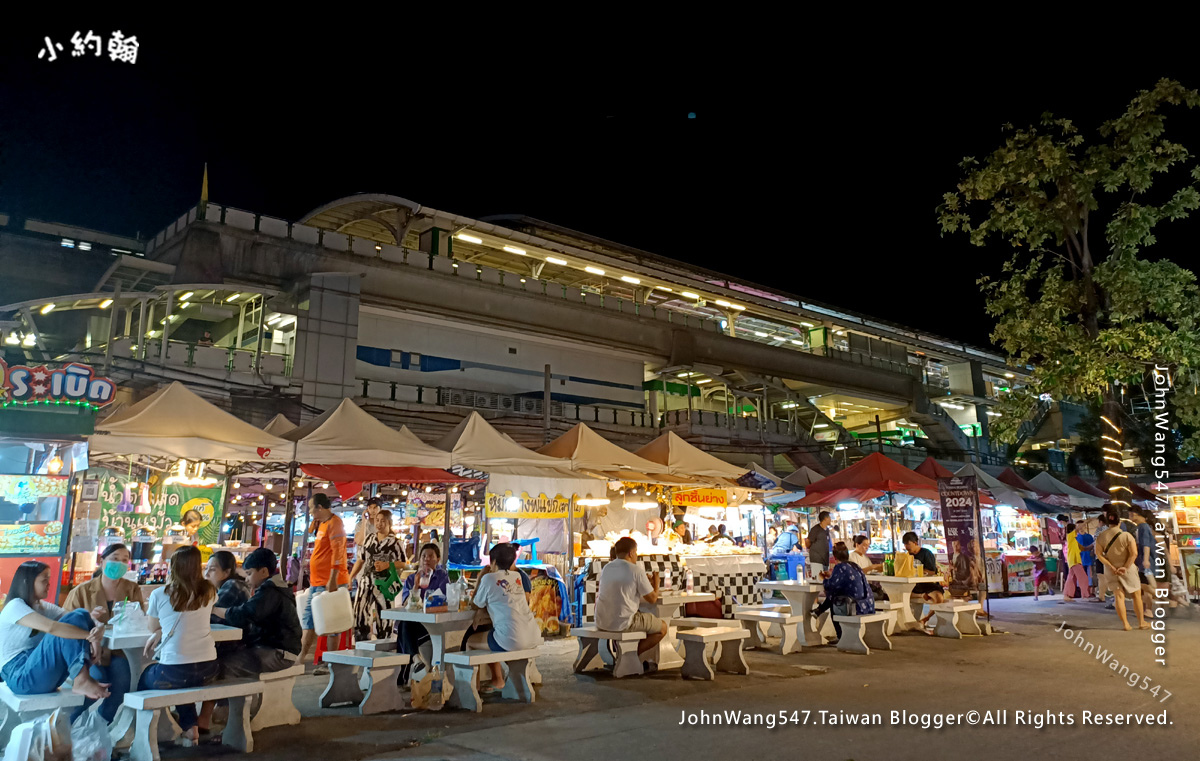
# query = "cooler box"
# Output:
<box><xmin>786</xmin><ymin>554</ymin><xmax>805</xmax><ymax>580</ymax></box>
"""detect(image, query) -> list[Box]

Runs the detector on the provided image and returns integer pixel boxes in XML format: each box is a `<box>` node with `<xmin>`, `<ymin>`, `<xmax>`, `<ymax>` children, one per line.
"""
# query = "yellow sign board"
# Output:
<box><xmin>671</xmin><ymin>488</ymin><xmax>728</xmax><ymax>508</ymax></box>
<box><xmin>485</xmin><ymin>492</ymin><xmax>583</xmax><ymax>520</ymax></box>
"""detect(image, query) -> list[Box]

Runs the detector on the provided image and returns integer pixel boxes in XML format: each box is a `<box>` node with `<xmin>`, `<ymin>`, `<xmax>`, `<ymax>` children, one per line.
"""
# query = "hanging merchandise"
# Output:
<box><xmin>136</xmin><ymin>482</ymin><xmax>153</xmax><ymax>514</ymax></box>
<box><xmin>116</xmin><ymin>483</ymin><xmax>135</xmax><ymax>513</ymax></box>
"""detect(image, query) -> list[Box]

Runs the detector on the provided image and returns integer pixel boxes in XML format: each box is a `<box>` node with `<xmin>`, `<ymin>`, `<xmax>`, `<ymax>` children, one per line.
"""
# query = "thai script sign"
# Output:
<box><xmin>1</xmin><ymin>361</ymin><xmax>117</xmax><ymax>407</ymax></box>
<box><xmin>485</xmin><ymin>492</ymin><xmax>582</xmax><ymax>520</ymax></box>
<box><xmin>671</xmin><ymin>488</ymin><xmax>728</xmax><ymax>508</ymax></box>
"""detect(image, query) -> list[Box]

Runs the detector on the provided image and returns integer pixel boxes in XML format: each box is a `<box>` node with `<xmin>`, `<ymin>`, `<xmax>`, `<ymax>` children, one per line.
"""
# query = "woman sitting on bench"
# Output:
<box><xmin>395</xmin><ymin>543</ymin><xmax>449</xmax><ymax>685</ymax></box>
<box><xmin>821</xmin><ymin>543</ymin><xmax>875</xmax><ymax>638</ymax></box>
<box><xmin>140</xmin><ymin>546</ymin><xmax>218</xmax><ymax>744</ymax></box>
<box><xmin>0</xmin><ymin>561</ymin><xmax>112</xmax><ymax>702</ymax></box>
<box><xmin>465</xmin><ymin>543</ymin><xmax>543</xmax><ymax>694</ymax></box>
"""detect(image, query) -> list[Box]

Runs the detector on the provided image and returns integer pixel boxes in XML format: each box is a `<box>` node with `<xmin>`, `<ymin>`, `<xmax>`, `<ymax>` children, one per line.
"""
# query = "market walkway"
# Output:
<box><xmin>157</xmin><ymin>596</ymin><xmax>1199</xmax><ymax>761</ymax></box>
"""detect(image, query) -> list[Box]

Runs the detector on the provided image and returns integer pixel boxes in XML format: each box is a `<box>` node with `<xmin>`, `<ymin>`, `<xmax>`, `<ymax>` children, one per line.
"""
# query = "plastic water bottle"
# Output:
<box><xmin>685</xmin><ymin>568</ymin><xmax>694</xmax><ymax>593</ymax></box>
<box><xmin>428</xmin><ymin>661</ymin><xmax>444</xmax><ymax>711</ymax></box>
<box><xmin>457</xmin><ymin>574</ymin><xmax>471</xmax><ymax>611</ymax></box>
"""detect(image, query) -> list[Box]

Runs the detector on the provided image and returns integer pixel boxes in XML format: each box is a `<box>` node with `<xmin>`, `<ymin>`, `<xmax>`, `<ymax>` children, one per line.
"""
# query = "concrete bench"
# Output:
<box><xmin>124</xmin><ymin>679</ymin><xmax>263</xmax><ymax>761</ymax></box>
<box><xmin>0</xmin><ymin>685</ymin><xmax>83</xmax><ymax>747</ymax></box>
<box><xmin>356</xmin><ymin>638</ymin><xmax>397</xmax><ymax>651</ymax></box>
<box><xmin>319</xmin><ymin>649</ymin><xmax>410</xmax><ymax>715</ymax></box>
<box><xmin>832</xmin><ymin>611</ymin><xmax>895</xmax><ymax>655</ymax></box>
<box><xmin>444</xmin><ymin>648</ymin><xmax>540</xmax><ymax>712</ymax></box>
<box><xmin>677</xmin><ymin>627</ymin><xmax>750</xmax><ymax>680</ymax></box>
<box><xmin>570</xmin><ymin>627</ymin><xmax>646</xmax><ymax>678</ymax></box>
<box><xmin>250</xmin><ymin>663</ymin><xmax>304</xmax><ymax>731</ymax></box>
<box><xmin>929</xmin><ymin>602</ymin><xmax>983</xmax><ymax>638</ymax></box>
<box><xmin>734</xmin><ymin>603</ymin><xmax>791</xmax><ymax>637</ymax></box>
<box><xmin>873</xmin><ymin>601</ymin><xmax>905</xmax><ymax>635</ymax></box>
<box><xmin>733</xmin><ymin>610</ymin><xmax>805</xmax><ymax>654</ymax></box>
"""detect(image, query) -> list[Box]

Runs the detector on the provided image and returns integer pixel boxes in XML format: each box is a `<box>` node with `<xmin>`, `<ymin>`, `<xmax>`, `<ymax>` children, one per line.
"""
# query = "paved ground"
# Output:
<box><xmin>157</xmin><ymin>595</ymin><xmax>1200</xmax><ymax>761</ymax></box>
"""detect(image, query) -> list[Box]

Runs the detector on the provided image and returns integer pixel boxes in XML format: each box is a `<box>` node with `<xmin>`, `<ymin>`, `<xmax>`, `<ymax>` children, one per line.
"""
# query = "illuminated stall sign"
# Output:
<box><xmin>1</xmin><ymin>361</ymin><xmax>117</xmax><ymax>407</ymax></box>
<box><xmin>485</xmin><ymin>492</ymin><xmax>582</xmax><ymax>520</ymax></box>
<box><xmin>0</xmin><ymin>474</ymin><xmax>69</xmax><ymax>556</ymax></box>
<box><xmin>671</xmin><ymin>488</ymin><xmax>728</xmax><ymax>508</ymax></box>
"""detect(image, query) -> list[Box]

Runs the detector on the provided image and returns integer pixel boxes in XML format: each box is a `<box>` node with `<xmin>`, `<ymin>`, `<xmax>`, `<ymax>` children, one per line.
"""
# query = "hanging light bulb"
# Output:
<box><xmin>401</xmin><ymin>489</ymin><xmax>408</xmax><ymax>497</ymax></box>
<box><xmin>234</xmin><ymin>480</ymin><xmax>241</xmax><ymax>489</ymax></box>
<box><xmin>319</xmin><ymin>482</ymin><xmax>329</xmax><ymax>489</ymax></box>
<box><xmin>451</xmin><ymin>486</ymin><xmax>458</xmax><ymax>493</ymax></box>
<box><xmin>264</xmin><ymin>482</ymin><xmax>273</xmax><ymax>490</ymax></box>
<box><xmin>425</xmin><ymin>485</ymin><xmax>432</xmax><ymax>493</ymax></box>
<box><xmin>46</xmin><ymin>447</ymin><xmax>64</xmax><ymax>475</ymax></box>
<box><xmin>468</xmin><ymin>489</ymin><xmax>475</xmax><ymax>496</ymax></box>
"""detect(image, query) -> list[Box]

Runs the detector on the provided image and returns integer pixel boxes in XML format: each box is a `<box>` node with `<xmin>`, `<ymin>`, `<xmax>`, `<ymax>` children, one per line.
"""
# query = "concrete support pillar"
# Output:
<box><xmin>294</xmin><ymin>273</ymin><xmax>362</xmax><ymax>414</ymax></box>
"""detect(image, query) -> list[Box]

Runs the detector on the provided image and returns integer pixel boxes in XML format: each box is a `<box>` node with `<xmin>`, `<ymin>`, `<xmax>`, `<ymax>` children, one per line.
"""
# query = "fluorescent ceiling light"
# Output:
<box><xmin>715</xmin><ymin>300</ymin><xmax>731</xmax><ymax>307</ymax></box>
<box><xmin>267</xmin><ymin>315</ymin><xmax>282</xmax><ymax>325</ymax></box>
<box><xmin>655</xmin><ymin>286</ymin><xmax>673</xmax><ymax>292</ymax></box>
<box><xmin>1005</xmin><ymin>372</ymin><xmax>1015</xmax><ymax>378</ymax></box>
<box><xmin>584</xmin><ymin>266</ymin><xmax>605</xmax><ymax>275</ymax></box>
<box><xmin>814</xmin><ymin>423</ymin><xmax>829</xmax><ymax>428</ymax></box>
<box><xmin>790</xmin><ymin>340</ymin><xmax>803</xmax><ymax>345</ymax></box>
<box><xmin>456</xmin><ymin>233</ymin><xmax>483</xmax><ymax>244</ymax></box>
<box><xmin>835</xmin><ymin>329</ymin><xmax>847</xmax><ymax>335</ymax></box>
<box><xmin>546</xmin><ymin>256</ymin><xmax>567</xmax><ymax>266</ymax></box>
<box><xmin>753</xmin><ymin>331</ymin><xmax>768</xmax><ymax>337</ymax></box>
<box><xmin>4</xmin><ymin>334</ymin><xmax>19</xmax><ymax>345</ymax></box>
<box><xmin>22</xmin><ymin>334</ymin><xmax>36</xmax><ymax>346</ymax></box>
<box><xmin>226</xmin><ymin>294</ymin><xmax>240</xmax><ymax>302</ymax></box>
<box><xmin>681</xmin><ymin>292</ymin><xmax>700</xmax><ymax>299</ymax></box>
<box><xmin>620</xmin><ymin>276</ymin><xmax>640</xmax><ymax>284</ymax></box>
<box><xmin>279</xmin><ymin>317</ymin><xmax>296</xmax><ymax>327</ymax></box>
<box><xmin>696</xmin><ymin>378</ymin><xmax>712</xmax><ymax>384</ymax></box>
<box><xmin>39</xmin><ymin>304</ymin><xmax>55</xmax><ymax>315</ymax></box>
<box><xmin>100</xmin><ymin>299</ymin><xmax>113</xmax><ymax>309</ymax></box>
<box><xmin>502</xmin><ymin>245</ymin><xmax>527</xmax><ymax>255</ymax></box>
<box><xmin>180</xmin><ymin>291</ymin><xmax>194</xmax><ymax>300</ymax></box>
<box><xmin>800</xmin><ymin>322</ymin><xmax>814</xmax><ymax>327</ymax></box>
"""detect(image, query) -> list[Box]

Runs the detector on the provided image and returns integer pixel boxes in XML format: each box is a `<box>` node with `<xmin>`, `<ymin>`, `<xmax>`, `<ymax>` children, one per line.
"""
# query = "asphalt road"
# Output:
<box><xmin>157</xmin><ymin>594</ymin><xmax>1199</xmax><ymax>761</ymax></box>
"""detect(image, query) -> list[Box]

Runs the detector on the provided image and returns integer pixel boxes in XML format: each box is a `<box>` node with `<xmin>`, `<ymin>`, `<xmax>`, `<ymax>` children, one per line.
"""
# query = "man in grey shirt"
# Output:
<box><xmin>806</xmin><ymin>511</ymin><xmax>833</xmax><ymax>581</ymax></box>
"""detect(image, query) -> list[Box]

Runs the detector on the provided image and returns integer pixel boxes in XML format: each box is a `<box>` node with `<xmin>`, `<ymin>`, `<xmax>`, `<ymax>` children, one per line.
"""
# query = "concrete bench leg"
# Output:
<box><xmin>715</xmin><ymin>639</ymin><xmax>749</xmax><ymax>675</ymax></box>
<box><xmin>223</xmin><ymin>695</ymin><xmax>254</xmax><ymax>752</ymax></box>
<box><xmin>959</xmin><ymin>610</ymin><xmax>983</xmax><ymax>636</ymax></box>
<box><xmin>574</xmin><ymin>637</ymin><xmax>602</xmax><ymax>673</ymax></box>
<box><xmin>320</xmin><ymin>662</ymin><xmax>364</xmax><ymax>708</ymax></box>
<box><xmin>130</xmin><ymin>709</ymin><xmax>161</xmax><ymax>761</ymax></box>
<box><xmin>612</xmin><ymin>640</ymin><xmax>644</xmax><ymax>678</ymax></box>
<box><xmin>252</xmin><ymin>675</ymin><xmax>301</xmax><ymax>730</ymax></box>
<box><xmin>360</xmin><ymin>664</ymin><xmax>404</xmax><ymax>715</ymax></box>
<box><xmin>0</xmin><ymin>706</ymin><xmax>49</xmax><ymax>749</ymax></box>
<box><xmin>767</xmin><ymin>622</ymin><xmax>783</xmax><ymax>638</ymax></box>
<box><xmin>863</xmin><ymin>620</ymin><xmax>893</xmax><ymax>651</ymax></box>
<box><xmin>836</xmin><ymin>623</ymin><xmax>870</xmax><ymax>655</ymax></box>
<box><xmin>681</xmin><ymin>640</ymin><xmax>714</xmax><ymax>680</ymax></box>
<box><xmin>817</xmin><ymin>610</ymin><xmax>837</xmax><ymax>641</ymax></box>
<box><xmin>934</xmin><ymin>611</ymin><xmax>963</xmax><ymax>639</ymax></box>
<box><xmin>501</xmin><ymin>659</ymin><xmax>535</xmax><ymax>703</ymax></box>
<box><xmin>527</xmin><ymin>659</ymin><xmax>543</xmax><ymax>685</ymax></box>
<box><xmin>779</xmin><ymin>622</ymin><xmax>801</xmax><ymax>655</ymax></box>
<box><xmin>447</xmin><ymin>663</ymin><xmax>481</xmax><ymax>712</ymax></box>
<box><xmin>740</xmin><ymin>620</ymin><xmax>767</xmax><ymax>650</ymax></box>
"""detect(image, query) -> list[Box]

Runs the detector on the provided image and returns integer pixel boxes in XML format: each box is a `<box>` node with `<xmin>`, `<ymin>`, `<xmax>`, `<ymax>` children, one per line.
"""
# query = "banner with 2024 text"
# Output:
<box><xmin>938</xmin><ymin>475</ymin><xmax>984</xmax><ymax>597</ymax></box>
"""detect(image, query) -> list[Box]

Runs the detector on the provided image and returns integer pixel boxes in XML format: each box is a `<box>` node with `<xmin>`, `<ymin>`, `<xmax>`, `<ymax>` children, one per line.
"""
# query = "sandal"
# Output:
<box><xmin>479</xmin><ymin>682</ymin><xmax>498</xmax><ymax>695</ymax></box>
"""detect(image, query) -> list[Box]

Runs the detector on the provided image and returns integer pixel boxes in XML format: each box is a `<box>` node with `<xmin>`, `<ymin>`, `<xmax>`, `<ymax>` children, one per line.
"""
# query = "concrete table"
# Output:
<box><xmin>864</xmin><ymin>575</ymin><xmax>945</xmax><ymax>632</ymax></box>
<box><xmin>107</xmin><ymin>624</ymin><xmax>243</xmax><ymax>748</ymax></box>
<box><xmin>638</xmin><ymin>592</ymin><xmax>716</xmax><ymax>670</ymax></box>
<box><xmin>381</xmin><ymin>609</ymin><xmax>476</xmax><ymax>677</ymax></box>
<box><xmin>756</xmin><ymin>580</ymin><xmax>825</xmax><ymax>647</ymax></box>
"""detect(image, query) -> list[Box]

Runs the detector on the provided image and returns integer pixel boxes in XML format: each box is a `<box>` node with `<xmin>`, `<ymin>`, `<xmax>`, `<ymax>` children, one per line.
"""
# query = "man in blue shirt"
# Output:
<box><xmin>1074</xmin><ymin>520</ymin><xmax>1095</xmax><ymax>588</ymax></box>
<box><xmin>1129</xmin><ymin>509</ymin><xmax>1160</xmax><ymax>592</ymax></box>
<box><xmin>770</xmin><ymin>522</ymin><xmax>800</xmax><ymax>555</ymax></box>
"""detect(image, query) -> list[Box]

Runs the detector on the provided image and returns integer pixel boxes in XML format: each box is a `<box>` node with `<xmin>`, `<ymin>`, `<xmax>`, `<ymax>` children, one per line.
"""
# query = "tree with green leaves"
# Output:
<box><xmin>938</xmin><ymin>79</ymin><xmax>1200</xmax><ymax>506</ymax></box>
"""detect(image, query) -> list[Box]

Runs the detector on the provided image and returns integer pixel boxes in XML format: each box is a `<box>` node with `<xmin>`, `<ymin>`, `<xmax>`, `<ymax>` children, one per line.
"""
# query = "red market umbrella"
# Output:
<box><xmin>1066</xmin><ymin>476</ymin><xmax>1109</xmax><ymax>500</ymax></box>
<box><xmin>299</xmin><ymin>464</ymin><xmax>479</xmax><ymax>500</ymax></box>
<box><xmin>791</xmin><ymin>487</ymin><xmax>885</xmax><ymax>507</ymax></box>
<box><xmin>997</xmin><ymin>467</ymin><xmax>1039</xmax><ymax>493</ymax></box>
<box><xmin>804</xmin><ymin>452</ymin><xmax>937</xmax><ymax>495</ymax></box>
<box><xmin>914</xmin><ymin>456</ymin><xmax>955</xmax><ymax>480</ymax></box>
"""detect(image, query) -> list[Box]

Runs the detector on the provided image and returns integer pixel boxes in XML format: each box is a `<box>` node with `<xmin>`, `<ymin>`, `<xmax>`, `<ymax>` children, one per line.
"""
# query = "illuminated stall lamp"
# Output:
<box><xmin>46</xmin><ymin>449</ymin><xmax>64</xmax><ymax>475</ymax></box>
<box><xmin>451</xmin><ymin>486</ymin><xmax>459</xmax><ymax>493</ymax></box>
<box><xmin>4</xmin><ymin>334</ymin><xmax>18</xmax><ymax>345</ymax></box>
<box><xmin>624</xmin><ymin>500</ymin><xmax>659</xmax><ymax>510</ymax></box>
<box><xmin>424</xmin><ymin>486</ymin><xmax>432</xmax><ymax>493</ymax></box>
<box><xmin>504</xmin><ymin>497</ymin><xmax>521</xmax><ymax>510</ymax></box>
<box><xmin>320</xmin><ymin>482</ymin><xmax>329</xmax><ymax>489</ymax></box>
<box><xmin>837</xmin><ymin>502</ymin><xmax>859</xmax><ymax>511</ymax></box>
<box><xmin>576</xmin><ymin>497</ymin><xmax>611</xmax><ymax>507</ymax></box>
<box><xmin>400</xmin><ymin>489</ymin><xmax>408</xmax><ymax>497</ymax></box>
<box><xmin>392</xmin><ymin>498</ymin><xmax>400</xmax><ymax>504</ymax></box>
<box><xmin>468</xmin><ymin>489</ymin><xmax>475</xmax><ymax>496</ymax></box>
<box><xmin>264</xmin><ymin>482</ymin><xmax>273</xmax><ymax>490</ymax></box>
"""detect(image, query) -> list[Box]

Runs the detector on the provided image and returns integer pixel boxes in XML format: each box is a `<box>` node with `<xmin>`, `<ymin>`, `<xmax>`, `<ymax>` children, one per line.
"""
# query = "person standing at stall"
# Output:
<box><xmin>806</xmin><ymin>511</ymin><xmax>833</xmax><ymax>581</ymax></box>
<box><xmin>350</xmin><ymin>508</ymin><xmax>406</xmax><ymax>642</ymax></box>
<box><xmin>298</xmin><ymin>493</ymin><xmax>349</xmax><ymax>674</ymax></box>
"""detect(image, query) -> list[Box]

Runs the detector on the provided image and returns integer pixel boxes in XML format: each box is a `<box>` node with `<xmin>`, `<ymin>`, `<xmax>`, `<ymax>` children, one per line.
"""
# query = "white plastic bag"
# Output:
<box><xmin>111</xmin><ymin>600</ymin><xmax>149</xmax><ymax>637</ymax></box>
<box><xmin>3</xmin><ymin>707</ymin><xmax>71</xmax><ymax>761</ymax></box>
<box><xmin>311</xmin><ymin>588</ymin><xmax>353</xmax><ymax>635</ymax></box>
<box><xmin>68</xmin><ymin>710</ymin><xmax>111</xmax><ymax>761</ymax></box>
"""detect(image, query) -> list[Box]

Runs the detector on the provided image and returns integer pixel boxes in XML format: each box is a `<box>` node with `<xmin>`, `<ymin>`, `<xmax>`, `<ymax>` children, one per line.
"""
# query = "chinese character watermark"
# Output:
<box><xmin>38</xmin><ymin>31</ymin><xmax>138</xmax><ymax>63</ymax></box>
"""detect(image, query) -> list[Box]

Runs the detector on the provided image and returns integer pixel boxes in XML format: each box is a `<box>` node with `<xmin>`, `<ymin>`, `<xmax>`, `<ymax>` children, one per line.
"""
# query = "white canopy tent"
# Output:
<box><xmin>782</xmin><ymin>465</ymin><xmax>826</xmax><ymax>490</ymax></box>
<box><xmin>435</xmin><ymin>412</ymin><xmax>596</xmax><ymax>553</ymax></box>
<box><xmin>90</xmin><ymin>382</ymin><xmax>290</xmax><ymax>462</ymax></box>
<box><xmin>954</xmin><ymin>463</ymin><xmax>1033</xmax><ymax>509</ymax></box>
<box><xmin>1028</xmin><ymin>471</ymin><xmax>1107</xmax><ymax>509</ymax></box>
<box><xmin>634</xmin><ymin>431</ymin><xmax>747</xmax><ymax>480</ymax></box>
<box><xmin>284</xmin><ymin>399</ymin><xmax>451</xmax><ymax>468</ymax></box>
<box><xmin>262</xmin><ymin>414</ymin><xmax>297</xmax><ymax>437</ymax></box>
<box><xmin>537</xmin><ymin>423</ymin><xmax>669</xmax><ymax>477</ymax></box>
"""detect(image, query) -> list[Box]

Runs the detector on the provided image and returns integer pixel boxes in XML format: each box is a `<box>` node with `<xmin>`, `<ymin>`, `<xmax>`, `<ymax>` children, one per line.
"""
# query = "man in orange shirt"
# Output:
<box><xmin>299</xmin><ymin>493</ymin><xmax>349</xmax><ymax>672</ymax></box>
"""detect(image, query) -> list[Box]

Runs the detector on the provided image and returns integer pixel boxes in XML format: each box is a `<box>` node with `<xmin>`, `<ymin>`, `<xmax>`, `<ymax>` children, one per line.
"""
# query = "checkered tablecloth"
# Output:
<box><xmin>576</xmin><ymin>553</ymin><xmax>768</xmax><ymax>622</ymax></box>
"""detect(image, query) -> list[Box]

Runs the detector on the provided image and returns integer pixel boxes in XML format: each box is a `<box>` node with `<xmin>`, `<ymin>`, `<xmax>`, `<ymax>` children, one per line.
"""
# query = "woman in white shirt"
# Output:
<box><xmin>466</xmin><ymin>543</ymin><xmax>542</xmax><ymax>694</ymax></box>
<box><xmin>850</xmin><ymin>535</ymin><xmax>883</xmax><ymax>573</ymax></box>
<box><xmin>139</xmin><ymin>545</ymin><xmax>218</xmax><ymax>742</ymax></box>
<box><xmin>0</xmin><ymin>561</ymin><xmax>109</xmax><ymax>701</ymax></box>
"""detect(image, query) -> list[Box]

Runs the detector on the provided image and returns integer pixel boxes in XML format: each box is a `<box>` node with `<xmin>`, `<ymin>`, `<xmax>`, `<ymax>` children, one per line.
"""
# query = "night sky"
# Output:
<box><xmin>2</xmin><ymin>21</ymin><xmax>1198</xmax><ymax>348</ymax></box>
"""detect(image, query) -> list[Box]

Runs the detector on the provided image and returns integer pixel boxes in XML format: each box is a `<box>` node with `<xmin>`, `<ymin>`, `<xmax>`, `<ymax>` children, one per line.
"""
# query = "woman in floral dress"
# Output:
<box><xmin>350</xmin><ymin>509</ymin><xmax>406</xmax><ymax>641</ymax></box>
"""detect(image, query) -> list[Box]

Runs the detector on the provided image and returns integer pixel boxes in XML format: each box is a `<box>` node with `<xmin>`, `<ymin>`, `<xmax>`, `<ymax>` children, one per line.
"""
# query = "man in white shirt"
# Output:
<box><xmin>595</xmin><ymin>537</ymin><xmax>667</xmax><ymax>657</ymax></box>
